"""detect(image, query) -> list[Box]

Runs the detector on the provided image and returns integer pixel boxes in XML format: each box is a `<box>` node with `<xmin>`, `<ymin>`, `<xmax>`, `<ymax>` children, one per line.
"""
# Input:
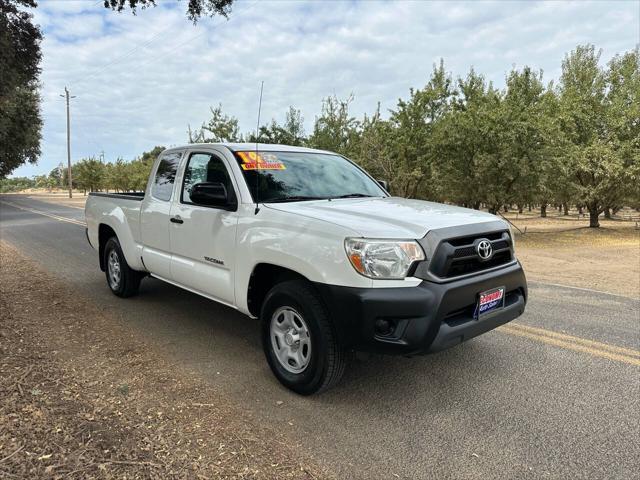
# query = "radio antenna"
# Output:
<box><xmin>254</xmin><ymin>80</ymin><xmax>264</xmax><ymax>215</ymax></box>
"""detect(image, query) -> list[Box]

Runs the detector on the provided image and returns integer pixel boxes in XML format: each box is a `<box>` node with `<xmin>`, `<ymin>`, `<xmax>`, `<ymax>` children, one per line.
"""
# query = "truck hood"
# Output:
<box><xmin>265</xmin><ymin>196</ymin><xmax>503</xmax><ymax>238</ymax></box>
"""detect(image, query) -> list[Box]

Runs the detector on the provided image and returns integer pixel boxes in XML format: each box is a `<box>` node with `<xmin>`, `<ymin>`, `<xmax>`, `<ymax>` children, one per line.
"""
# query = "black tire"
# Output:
<box><xmin>261</xmin><ymin>280</ymin><xmax>349</xmax><ymax>395</ymax></box>
<box><xmin>103</xmin><ymin>236</ymin><xmax>142</xmax><ymax>298</ymax></box>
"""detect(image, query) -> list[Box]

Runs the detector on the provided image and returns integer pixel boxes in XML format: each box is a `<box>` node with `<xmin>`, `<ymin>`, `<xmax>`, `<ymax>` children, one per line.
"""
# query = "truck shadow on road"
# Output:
<box><xmin>113</xmin><ymin>277</ymin><xmax>512</xmax><ymax>411</ymax></box>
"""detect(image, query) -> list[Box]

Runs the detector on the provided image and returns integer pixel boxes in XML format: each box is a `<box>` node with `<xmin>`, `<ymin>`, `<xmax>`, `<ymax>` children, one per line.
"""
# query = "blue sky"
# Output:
<box><xmin>13</xmin><ymin>0</ymin><xmax>640</xmax><ymax>177</ymax></box>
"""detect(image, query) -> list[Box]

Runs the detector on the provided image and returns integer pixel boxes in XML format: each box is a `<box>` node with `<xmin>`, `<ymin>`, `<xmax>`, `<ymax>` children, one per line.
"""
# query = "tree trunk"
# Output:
<box><xmin>563</xmin><ymin>202</ymin><xmax>569</xmax><ymax>216</ymax></box>
<box><xmin>528</xmin><ymin>204</ymin><xmax>532</xmax><ymax>212</ymax></box>
<box><xmin>589</xmin><ymin>208</ymin><xmax>600</xmax><ymax>228</ymax></box>
<box><xmin>518</xmin><ymin>204</ymin><xmax>523</xmax><ymax>214</ymax></box>
<box><xmin>540</xmin><ymin>204</ymin><xmax>547</xmax><ymax>218</ymax></box>
<box><xmin>578</xmin><ymin>206</ymin><xmax>583</xmax><ymax>215</ymax></box>
<box><xmin>503</xmin><ymin>205</ymin><xmax>509</xmax><ymax>213</ymax></box>
<box><xmin>604</xmin><ymin>207</ymin><xmax>611</xmax><ymax>219</ymax></box>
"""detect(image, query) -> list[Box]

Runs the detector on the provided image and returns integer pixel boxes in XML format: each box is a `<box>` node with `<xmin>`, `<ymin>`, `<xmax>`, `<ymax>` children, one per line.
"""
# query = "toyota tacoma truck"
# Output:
<box><xmin>85</xmin><ymin>143</ymin><xmax>527</xmax><ymax>394</ymax></box>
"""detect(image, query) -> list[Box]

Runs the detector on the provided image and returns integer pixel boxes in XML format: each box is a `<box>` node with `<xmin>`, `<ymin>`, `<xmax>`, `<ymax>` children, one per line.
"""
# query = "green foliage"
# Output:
<box><xmin>307</xmin><ymin>95</ymin><xmax>360</xmax><ymax>157</ymax></box>
<box><xmin>189</xmin><ymin>104</ymin><xmax>241</xmax><ymax>143</ymax></box>
<box><xmin>0</xmin><ymin>176</ymin><xmax>35</xmax><ymax>193</ymax></box>
<box><xmin>557</xmin><ymin>45</ymin><xmax>639</xmax><ymax>226</ymax></box>
<box><xmin>247</xmin><ymin>107</ymin><xmax>307</xmax><ymax>146</ymax></box>
<box><xmin>387</xmin><ymin>60</ymin><xmax>455</xmax><ymax>198</ymax></box>
<box><xmin>183</xmin><ymin>46</ymin><xmax>636</xmax><ymax>228</ymax></box>
<box><xmin>606</xmin><ymin>48</ymin><xmax>640</xmax><ymax>209</ymax></box>
<box><xmin>0</xmin><ymin>0</ymin><xmax>42</xmax><ymax>178</ymax></box>
<box><xmin>102</xmin><ymin>0</ymin><xmax>234</xmax><ymax>22</ymax></box>
<box><xmin>23</xmin><ymin>146</ymin><xmax>163</xmax><ymax>195</ymax></box>
<box><xmin>100</xmin><ymin>146</ymin><xmax>161</xmax><ymax>192</ymax></box>
<box><xmin>74</xmin><ymin>157</ymin><xmax>105</xmax><ymax>192</ymax></box>
<box><xmin>430</xmin><ymin>68</ymin><xmax>499</xmax><ymax>208</ymax></box>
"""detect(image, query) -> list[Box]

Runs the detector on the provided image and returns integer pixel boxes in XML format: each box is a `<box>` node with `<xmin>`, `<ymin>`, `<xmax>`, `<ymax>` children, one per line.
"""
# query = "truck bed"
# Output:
<box><xmin>88</xmin><ymin>192</ymin><xmax>144</xmax><ymax>201</ymax></box>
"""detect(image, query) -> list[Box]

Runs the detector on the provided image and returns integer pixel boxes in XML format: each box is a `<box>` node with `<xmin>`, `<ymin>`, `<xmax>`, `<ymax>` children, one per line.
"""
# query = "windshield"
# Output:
<box><xmin>234</xmin><ymin>151</ymin><xmax>386</xmax><ymax>202</ymax></box>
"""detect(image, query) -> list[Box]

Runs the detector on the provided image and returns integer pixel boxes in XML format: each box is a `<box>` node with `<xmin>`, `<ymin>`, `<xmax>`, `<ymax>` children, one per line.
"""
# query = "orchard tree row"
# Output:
<box><xmin>190</xmin><ymin>44</ymin><xmax>639</xmax><ymax>228</ymax></box>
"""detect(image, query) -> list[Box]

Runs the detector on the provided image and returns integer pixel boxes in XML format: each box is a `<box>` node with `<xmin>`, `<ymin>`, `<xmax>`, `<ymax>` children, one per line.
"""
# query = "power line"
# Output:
<box><xmin>70</xmin><ymin>0</ymin><xmax>258</xmax><ymax>87</ymax></box>
<box><xmin>70</xmin><ymin>0</ymin><xmax>259</xmax><ymax>87</ymax></box>
<box><xmin>74</xmin><ymin>26</ymin><xmax>178</xmax><ymax>85</ymax></box>
<box><xmin>129</xmin><ymin>0</ymin><xmax>258</xmax><ymax>72</ymax></box>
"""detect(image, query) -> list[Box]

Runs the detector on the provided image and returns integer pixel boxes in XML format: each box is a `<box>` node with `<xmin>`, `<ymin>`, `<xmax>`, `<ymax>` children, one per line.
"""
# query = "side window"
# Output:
<box><xmin>182</xmin><ymin>153</ymin><xmax>234</xmax><ymax>205</ymax></box>
<box><xmin>151</xmin><ymin>152</ymin><xmax>181</xmax><ymax>201</ymax></box>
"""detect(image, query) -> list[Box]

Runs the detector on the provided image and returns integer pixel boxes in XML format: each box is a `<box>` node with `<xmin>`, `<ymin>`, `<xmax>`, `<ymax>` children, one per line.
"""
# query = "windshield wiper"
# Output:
<box><xmin>331</xmin><ymin>193</ymin><xmax>376</xmax><ymax>199</ymax></box>
<box><xmin>264</xmin><ymin>195</ymin><xmax>328</xmax><ymax>203</ymax></box>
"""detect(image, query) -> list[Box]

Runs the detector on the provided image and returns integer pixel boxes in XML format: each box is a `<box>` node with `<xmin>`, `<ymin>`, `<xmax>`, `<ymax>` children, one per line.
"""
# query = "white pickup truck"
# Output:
<box><xmin>85</xmin><ymin>143</ymin><xmax>527</xmax><ymax>394</ymax></box>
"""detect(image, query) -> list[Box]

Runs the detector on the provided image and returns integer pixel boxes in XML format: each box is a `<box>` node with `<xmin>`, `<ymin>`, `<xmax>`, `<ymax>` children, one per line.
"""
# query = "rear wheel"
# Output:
<box><xmin>261</xmin><ymin>280</ymin><xmax>349</xmax><ymax>395</ymax></box>
<box><xmin>104</xmin><ymin>237</ymin><xmax>142</xmax><ymax>298</ymax></box>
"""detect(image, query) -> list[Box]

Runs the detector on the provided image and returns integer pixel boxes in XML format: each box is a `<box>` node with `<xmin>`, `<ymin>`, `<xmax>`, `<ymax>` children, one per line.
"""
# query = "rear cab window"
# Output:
<box><xmin>151</xmin><ymin>152</ymin><xmax>182</xmax><ymax>201</ymax></box>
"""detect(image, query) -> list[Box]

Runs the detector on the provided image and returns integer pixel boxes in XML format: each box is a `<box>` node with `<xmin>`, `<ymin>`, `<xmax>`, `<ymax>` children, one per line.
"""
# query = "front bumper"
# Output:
<box><xmin>314</xmin><ymin>261</ymin><xmax>527</xmax><ymax>355</ymax></box>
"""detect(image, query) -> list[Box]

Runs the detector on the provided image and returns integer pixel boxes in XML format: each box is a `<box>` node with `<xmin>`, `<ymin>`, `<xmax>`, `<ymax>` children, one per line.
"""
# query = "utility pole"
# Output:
<box><xmin>60</xmin><ymin>87</ymin><xmax>76</xmax><ymax>198</ymax></box>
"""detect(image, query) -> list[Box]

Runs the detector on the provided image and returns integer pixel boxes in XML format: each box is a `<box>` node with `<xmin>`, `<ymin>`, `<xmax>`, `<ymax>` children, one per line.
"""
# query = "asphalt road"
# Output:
<box><xmin>1</xmin><ymin>194</ymin><xmax>639</xmax><ymax>479</ymax></box>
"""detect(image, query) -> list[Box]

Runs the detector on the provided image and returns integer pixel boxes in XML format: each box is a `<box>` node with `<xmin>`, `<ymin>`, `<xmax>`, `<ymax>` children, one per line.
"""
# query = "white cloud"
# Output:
<box><xmin>12</xmin><ymin>0</ymin><xmax>640</xmax><ymax>177</ymax></box>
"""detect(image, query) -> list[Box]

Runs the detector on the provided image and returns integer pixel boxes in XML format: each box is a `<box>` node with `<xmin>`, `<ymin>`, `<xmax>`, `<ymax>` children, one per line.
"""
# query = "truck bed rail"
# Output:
<box><xmin>88</xmin><ymin>192</ymin><xmax>144</xmax><ymax>201</ymax></box>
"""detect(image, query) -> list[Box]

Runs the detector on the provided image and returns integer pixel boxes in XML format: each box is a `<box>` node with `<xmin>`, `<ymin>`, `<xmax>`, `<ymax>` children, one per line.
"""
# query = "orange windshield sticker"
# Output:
<box><xmin>238</xmin><ymin>151</ymin><xmax>286</xmax><ymax>170</ymax></box>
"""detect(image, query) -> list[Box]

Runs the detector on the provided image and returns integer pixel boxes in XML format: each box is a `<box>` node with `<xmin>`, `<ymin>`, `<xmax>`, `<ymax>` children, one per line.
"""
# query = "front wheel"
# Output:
<box><xmin>261</xmin><ymin>280</ymin><xmax>349</xmax><ymax>395</ymax></box>
<box><xmin>104</xmin><ymin>237</ymin><xmax>142</xmax><ymax>298</ymax></box>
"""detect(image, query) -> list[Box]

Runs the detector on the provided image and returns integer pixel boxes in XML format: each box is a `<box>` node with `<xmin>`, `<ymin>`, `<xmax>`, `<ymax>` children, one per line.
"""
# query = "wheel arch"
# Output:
<box><xmin>98</xmin><ymin>223</ymin><xmax>118</xmax><ymax>271</ymax></box>
<box><xmin>246</xmin><ymin>263</ymin><xmax>310</xmax><ymax>318</ymax></box>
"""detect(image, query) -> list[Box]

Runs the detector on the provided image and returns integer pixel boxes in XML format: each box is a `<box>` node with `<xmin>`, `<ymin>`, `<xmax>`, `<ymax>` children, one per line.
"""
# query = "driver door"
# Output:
<box><xmin>169</xmin><ymin>152</ymin><xmax>239</xmax><ymax>306</ymax></box>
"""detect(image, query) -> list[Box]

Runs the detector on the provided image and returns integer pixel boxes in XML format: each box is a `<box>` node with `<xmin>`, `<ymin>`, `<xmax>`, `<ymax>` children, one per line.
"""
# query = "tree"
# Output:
<box><xmin>605</xmin><ymin>48</ymin><xmax>640</xmax><ymax>212</ymax></box>
<box><xmin>103</xmin><ymin>0</ymin><xmax>234</xmax><ymax>22</ymax></box>
<box><xmin>48</xmin><ymin>165</ymin><xmax>63</xmax><ymax>188</ymax></box>
<box><xmin>0</xmin><ymin>176</ymin><xmax>35</xmax><ymax>192</ymax></box>
<box><xmin>535</xmin><ymin>87</ymin><xmax>574</xmax><ymax>216</ymax></box>
<box><xmin>307</xmin><ymin>95</ymin><xmax>360</xmax><ymax>157</ymax></box>
<box><xmin>558</xmin><ymin>44</ymin><xmax>636</xmax><ymax>227</ymax></box>
<box><xmin>106</xmin><ymin>157</ymin><xmax>134</xmax><ymax>191</ymax></box>
<box><xmin>130</xmin><ymin>146</ymin><xmax>163</xmax><ymax>190</ymax></box>
<box><xmin>0</xmin><ymin>0</ymin><xmax>42</xmax><ymax>177</ymax></box>
<box><xmin>474</xmin><ymin>67</ymin><xmax>555</xmax><ymax>215</ymax></box>
<box><xmin>387</xmin><ymin>60</ymin><xmax>455</xmax><ymax>198</ymax></box>
<box><xmin>350</xmin><ymin>106</ymin><xmax>397</xmax><ymax>191</ymax></box>
<box><xmin>281</xmin><ymin>106</ymin><xmax>306</xmax><ymax>146</ymax></box>
<box><xmin>74</xmin><ymin>157</ymin><xmax>105</xmax><ymax>193</ymax></box>
<box><xmin>140</xmin><ymin>145</ymin><xmax>165</xmax><ymax>163</ymax></box>
<box><xmin>247</xmin><ymin>106</ymin><xmax>307</xmax><ymax>146</ymax></box>
<box><xmin>431</xmin><ymin>68</ymin><xmax>500</xmax><ymax>209</ymax></box>
<box><xmin>189</xmin><ymin>104</ymin><xmax>241</xmax><ymax>143</ymax></box>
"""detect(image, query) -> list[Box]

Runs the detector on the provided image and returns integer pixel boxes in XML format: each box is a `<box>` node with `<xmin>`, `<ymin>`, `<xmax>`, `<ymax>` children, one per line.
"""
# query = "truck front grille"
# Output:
<box><xmin>429</xmin><ymin>230</ymin><xmax>514</xmax><ymax>279</ymax></box>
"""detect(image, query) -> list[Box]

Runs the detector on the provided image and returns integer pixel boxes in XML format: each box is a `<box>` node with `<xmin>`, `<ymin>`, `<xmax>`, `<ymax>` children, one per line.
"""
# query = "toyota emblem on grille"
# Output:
<box><xmin>476</xmin><ymin>240</ymin><xmax>493</xmax><ymax>260</ymax></box>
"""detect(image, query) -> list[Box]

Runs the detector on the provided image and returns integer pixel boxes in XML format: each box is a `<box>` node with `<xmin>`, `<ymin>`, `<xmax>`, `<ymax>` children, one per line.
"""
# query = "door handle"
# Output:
<box><xmin>170</xmin><ymin>216</ymin><xmax>184</xmax><ymax>224</ymax></box>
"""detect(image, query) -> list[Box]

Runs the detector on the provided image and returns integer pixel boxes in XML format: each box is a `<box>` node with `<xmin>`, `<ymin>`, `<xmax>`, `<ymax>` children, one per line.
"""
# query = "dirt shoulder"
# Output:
<box><xmin>515</xmin><ymin>226</ymin><xmax>640</xmax><ymax>298</ymax></box>
<box><xmin>0</xmin><ymin>242</ymin><xmax>329</xmax><ymax>479</ymax></box>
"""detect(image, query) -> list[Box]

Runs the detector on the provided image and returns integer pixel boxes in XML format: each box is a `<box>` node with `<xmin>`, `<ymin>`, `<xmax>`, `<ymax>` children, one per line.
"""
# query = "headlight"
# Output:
<box><xmin>344</xmin><ymin>238</ymin><xmax>425</xmax><ymax>279</ymax></box>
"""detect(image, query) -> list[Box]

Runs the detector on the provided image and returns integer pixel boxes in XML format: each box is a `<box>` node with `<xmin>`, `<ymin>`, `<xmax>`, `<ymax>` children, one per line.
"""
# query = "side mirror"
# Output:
<box><xmin>190</xmin><ymin>182</ymin><xmax>234</xmax><ymax>208</ymax></box>
<box><xmin>377</xmin><ymin>179</ymin><xmax>389</xmax><ymax>191</ymax></box>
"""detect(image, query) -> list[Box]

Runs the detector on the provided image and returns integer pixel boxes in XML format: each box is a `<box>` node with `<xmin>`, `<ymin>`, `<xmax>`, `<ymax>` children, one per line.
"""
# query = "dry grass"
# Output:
<box><xmin>0</xmin><ymin>242</ymin><xmax>330</xmax><ymax>480</ymax></box>
<box><xmin>514</xmin><ymin>225</ymin><xmax>639</xmax><ymax>298</ymax></box>
<box><xmin>502</xmin><ymin>206</ymin><xmax>640</xmax><ymax>232</ymax></box>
